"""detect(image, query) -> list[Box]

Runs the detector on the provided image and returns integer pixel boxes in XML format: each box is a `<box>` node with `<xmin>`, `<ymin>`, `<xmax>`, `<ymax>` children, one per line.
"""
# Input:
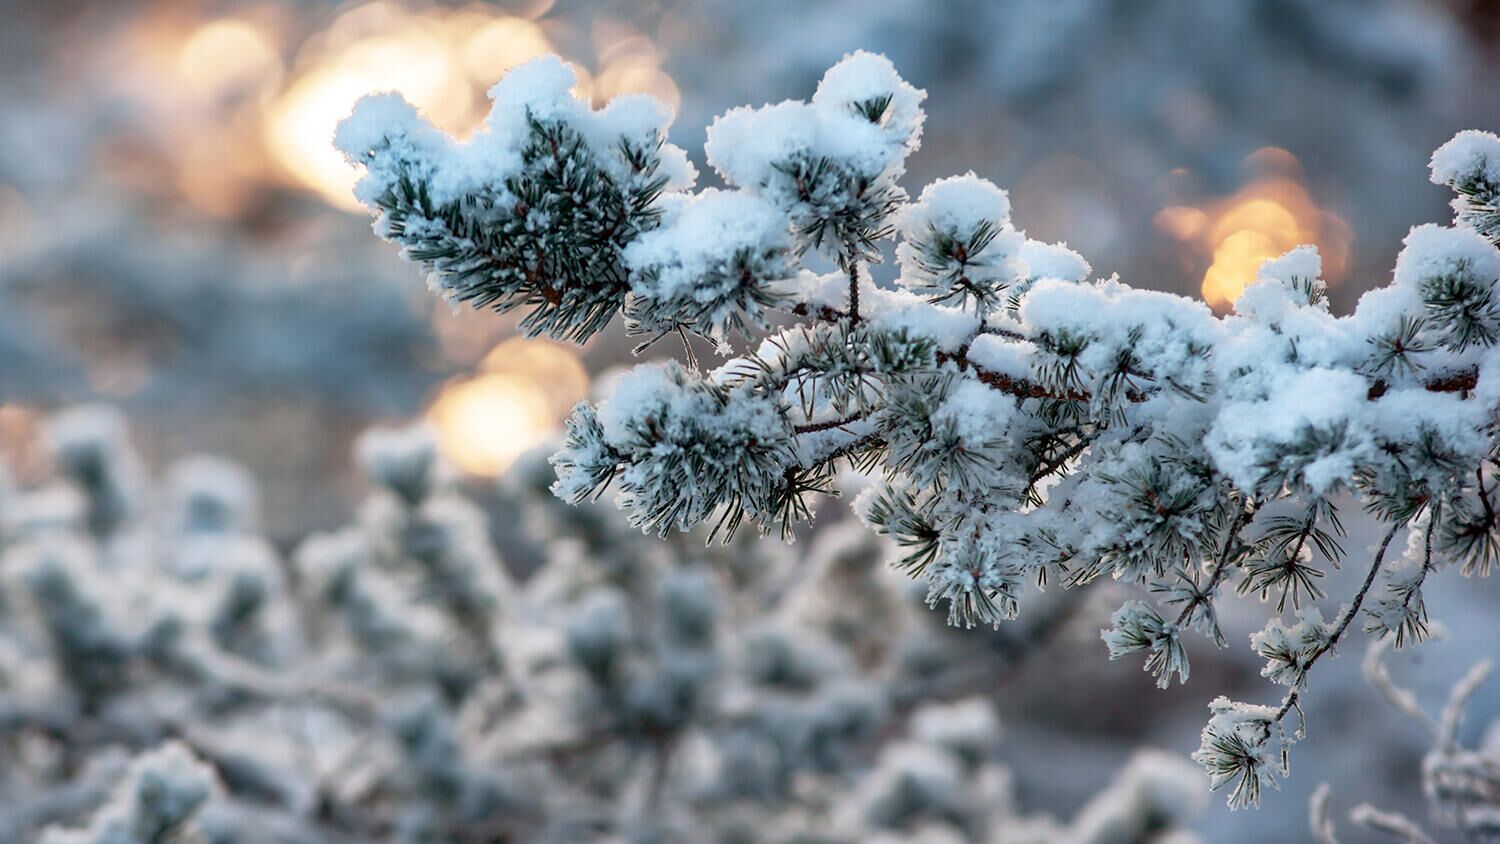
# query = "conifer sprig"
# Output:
<box><xmin>339</xmin><ymin>55</ymin><xmax>1500</xmax><ymax>809</ymax></box>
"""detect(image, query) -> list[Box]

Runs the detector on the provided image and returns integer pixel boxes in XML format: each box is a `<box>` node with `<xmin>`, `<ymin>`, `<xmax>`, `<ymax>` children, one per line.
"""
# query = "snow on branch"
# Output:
<box><xmin>340</xmin><ymin>52</ymin><xmax>1500</xmax><ymax>808</ymax></box>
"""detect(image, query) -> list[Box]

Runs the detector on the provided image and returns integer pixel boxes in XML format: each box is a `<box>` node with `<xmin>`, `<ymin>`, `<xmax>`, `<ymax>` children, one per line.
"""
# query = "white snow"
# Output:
<box><xmin>1429</xmin><ymin>129</ymin><xmax>1500</xmax><ymax>187</ymax></box>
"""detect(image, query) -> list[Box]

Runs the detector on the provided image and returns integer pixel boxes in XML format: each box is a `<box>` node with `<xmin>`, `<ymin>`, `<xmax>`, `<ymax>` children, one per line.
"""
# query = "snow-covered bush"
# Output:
<box><xmin>1311</xmin><ymin>635</ymin><xmax>1500</xmax><ymax>843</ymax></box>
<box><xmin>35</xmin><ymin>742</ymin><xmax>219</xmax><ymax>844</ymax></box>
<box><xmin>0</xmin><ymin>410</ymin><xmax>1208</xmax><ymax>842</ymax></box>
<box><xmin>337</xmin><ymin>52</ymin><xmax>1500</xmax><ymax>808</ymax></box>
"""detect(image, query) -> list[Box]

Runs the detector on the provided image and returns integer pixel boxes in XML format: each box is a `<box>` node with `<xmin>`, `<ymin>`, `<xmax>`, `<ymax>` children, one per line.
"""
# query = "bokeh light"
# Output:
<box><xmin>425</xmin><ymin>338</ymin><xmax>589</xmax><ymax>476</ymax></box>
<box><xmin>258</xmin><ymin>1</ymin><xmax>668</xmax><ymax>212</ymax></box>
<box><xmin>462</xmin><ymin>17</ymin><xmax>552</xmax><ymax>83</ymax></box>
<box><xmin>177</xmin><ymin>19</ymin><xmax>283</xmax><ymax>102</ymax></box>
<box><xmin>1156</xmin><ymin>148</ymin><xmax>1351</xmax><ymax>310</ymax></box>
<box><xmin>264</xmin><ymin>5</ymin><xmax>483</xmax><ymax>210</ymax></box>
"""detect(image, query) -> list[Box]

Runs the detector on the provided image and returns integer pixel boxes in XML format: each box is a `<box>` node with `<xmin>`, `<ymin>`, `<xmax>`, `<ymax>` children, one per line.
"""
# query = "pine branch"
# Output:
<box><xmin>1272</xmin><ymin>521</ymin><xmax>1404</xmax><ymax>726</ymax></box>
<box><xmin>1174</xmin><ymin>499</ymin><xmax>1258</xmax><ymax>630</ymax></box>
<box><xmin>792</xmin><ymin>412</ymin><xmax>869</xmax><ymax>435</ymax></box>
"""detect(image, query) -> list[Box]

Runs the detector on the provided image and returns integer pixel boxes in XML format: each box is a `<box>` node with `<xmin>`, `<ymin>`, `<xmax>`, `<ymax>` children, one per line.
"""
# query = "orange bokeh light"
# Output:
<box><xmin>424</xmin><ymin>337</ymin><xmax>589</xmax><ymax>476</ymax></box>
<box><xmin>1158</xmin><ymin>148</ymin><xmax>1351</xmax><ymax>310</ymax></box>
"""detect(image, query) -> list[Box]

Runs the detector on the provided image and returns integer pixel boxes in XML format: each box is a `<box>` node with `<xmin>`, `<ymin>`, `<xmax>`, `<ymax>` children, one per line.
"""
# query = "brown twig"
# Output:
<box><xmin>792</xmin><ymin>412</ymin><xmax>868</xmax><ymax>435</ymax></box>
<box><xmin>1272</xmin><ymin>520</ymin><xmax>1403</xmax><ymax>725</ymax></box>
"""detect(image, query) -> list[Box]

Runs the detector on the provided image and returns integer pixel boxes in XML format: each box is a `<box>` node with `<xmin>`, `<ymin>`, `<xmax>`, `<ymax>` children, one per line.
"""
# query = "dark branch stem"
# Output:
<box><xmin>793</xmin><ymin>412</ymin><xmax>868</xmax><ymax>435</ymax></box>
<box><xmin>935</xmin><ymin>350</ymin><xmax>1149</xmax><ymax>403</ymax></box>
<box><xmin>1175</xmin><ymin>499</ymin><xmax>1258</xmax><ymax>629</ymax></box>
<box><xmin>1392</xmin><ymin>499</ymin><xmax>1442</xmax><ymax>641</ymax></box>
<box><xmin>1366</xmin><ymin>366</ymin><xmax>1479</xmax><ymax>400</ymax></box>
<box><xmin>1284</xmin><ymin>506</ymin><xmax>1319</xmax><ymax>576</ymax></box>
<box><xmin>941</xmin><ymin>351</ymin><xmax>1479</xmax><ymax>407</ymax></box>
<box><xmin>790</xmin><ymin>302</ymin><xmax>849</xmax><ymax>322</ymax></box>
<box><xmin>846</xmin><ymin>261</ymin><xmax>861</xmax><ymax>322</ymax></box>
<box><xmin>1272</xmin><ymin>520</ymin><xmax>1403</xmax><ymax>724</ymax></box>
<box><xmin>818</xmin><ymin>432</ymin><xmax>882</xmax><ymax>466</ymax></box>
<box><xmin>779</xmin><ymin>296</ymin><xmax>1482</xmax><ymax>407</ymax></box>
<box><xmin>1027</xmin><ymin>433</ymin><xmax>1097</xmax><ymax>487</ymax></box>
<box><xmin>1478</xmin><ymin>466</ymin><xmax>1496</xmax><ymax>533</ymax></box>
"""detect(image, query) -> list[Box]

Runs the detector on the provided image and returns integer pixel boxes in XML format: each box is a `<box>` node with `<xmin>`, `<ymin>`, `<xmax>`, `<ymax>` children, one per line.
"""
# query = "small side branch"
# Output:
<box><xmin>1175</xmin><ymin>500</ymin><xmax>1258</xmax><ymax>629</ymax></box>
<box><xmin>1273</xmin><ymin>520</ymin><xmax>1403</xmax><ymax>725</ymax></box>
<box><xmin>1366</xmin><ymin>366</ymin><xmax>1479</xmax><ymax>400</ymax></box>
<box><xmin>846</xmin><ymin>261</ymin><xmax>862</xmax><ymax>322</ymax></box>
<box><xmin>793</xmin><ymin>412</ymin><xmax>868</xmax><ymax>435</ymax></box>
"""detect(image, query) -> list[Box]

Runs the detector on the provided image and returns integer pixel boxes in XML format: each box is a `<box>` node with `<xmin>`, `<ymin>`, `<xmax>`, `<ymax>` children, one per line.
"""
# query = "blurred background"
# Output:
<box><xmin>0</xmin><ymin>0</ymin><xmax>1497</xmax><ymax>839</ymax></box>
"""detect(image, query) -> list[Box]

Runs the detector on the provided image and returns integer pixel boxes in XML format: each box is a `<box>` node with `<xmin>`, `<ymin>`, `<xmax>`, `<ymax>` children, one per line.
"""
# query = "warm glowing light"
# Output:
<box><xmin>177</xmin><ymin>20</ymin><xmax>282</xmax><ymax>100</ymax></box>
<box><xmin>265</xmin><ymin>22</ymin><xmax>471</xmax><ymax>210</ymax></box>
<box><xmin>0</xmin><ymin>404</ymin><xmax>41</xmax><ymax>481</ymax></box>
<box><xmin>1203</xmin><ymin>230</ymin><xmax>1282</xmax><ymax>307</ymax></box>
<box><xmin>425</xmin><ymin>338</ymin><xmax>589</xmax><ymax>476</ymax></box>
<box><xmin>1199</xmin><ymin>180</ymin><xmax>1316</xmax><ymax>309</ymax></box>
<box><xmin>1171</xmin><ymin>148</ymin><xmax>1351</xmax><ymax>310</ymax></box>
<box><xmin>1208</xmin><ymin>198</ymin><xmax>1300</xmax><ymax>246</ymax></box>
<box><xmin>463</xmin><ymin>18</ymin><xmax>551</xmax><ymax>83</ymax></box>
<box><xmin>263</xmin><ymin>4</ymin><xmax>547</xmax><ymax>211</ymax></box>
<box><xmin>1153</xmin><ymin>206</ymin><xmax>1209</xmax><ymax>242</ymax></box>
<box><xmin>590</xmin><ymin>33</ymin><xmax>679</xmax><ymax>112</ymax></box>
<box><xmin>426</xmin><ymin>374</ymin><xmax>554</xmax><ymax>476</ymax></box>
<box><xmin>260</xmin><ymin>2</ymin><xmax>677</xmax><ymax>210</ymax></box>
<box><xmin>479</xmin><ymin>337</ymin><xmax>591</xmax><ymax>408</ymax></box>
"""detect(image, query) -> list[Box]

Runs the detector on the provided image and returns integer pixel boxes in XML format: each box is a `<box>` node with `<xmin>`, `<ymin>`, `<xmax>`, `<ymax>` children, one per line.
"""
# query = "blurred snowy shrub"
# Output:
<box><xmin>1310</xmin><ymin>635</ymin><xmax>1500</xmax><ymax>843</ymax></box>
<box><xmin>0</xmin><ymin>411</ymin><xmax>1206</xmax><ymax>842</ymax></box>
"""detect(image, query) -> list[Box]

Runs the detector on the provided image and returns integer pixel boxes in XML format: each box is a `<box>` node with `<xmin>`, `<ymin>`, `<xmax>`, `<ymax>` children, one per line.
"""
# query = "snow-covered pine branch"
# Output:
<box><xmin>337</xmin><ymin>52</ymin><xmax>1500</xmax><ymax>808</ymax></box>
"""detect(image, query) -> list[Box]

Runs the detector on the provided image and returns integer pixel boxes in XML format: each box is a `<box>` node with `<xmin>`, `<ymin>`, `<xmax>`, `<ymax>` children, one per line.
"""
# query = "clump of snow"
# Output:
<box><xmin>1234</xmin><ymin>246</ymin><xmax>1332</xmax><ymax>323</ymax></box>
<box><xmin>163</xmin><ymin>456</ymin><xmax>260</xmax><ymax>535</ymax></box>
<box><xmin>336</xmin><ymin>55</ymin><xmax>695</xmax><ymax>211</ymax></box>
<box><xmin>1250</xmin><ymin>608</ymin><xmax>1329</xmax><ymax>688</ymax></box>
<box><xmin>965</xmin><ymin>334</ymin><xmax>1036</xmax><ymax>380</ymax></box>
<box><xmin>1429</xmin><ymin>129</ymin><xmax>1500</xmax><ymax>188</ymax></box>
<box><xmin>1018</xmin><ymin>278</ymin><xmax>1221</xmax><ymax>397</ymax></box>
<box><xmin>1018</xmin><ymin>239</ymin><xmax>1091</xmax><ymax>283</ymax></box>
<box><xmin>910</xmin><ymin>697</ymin><xmax>1001</xmax><ymax>763</ymax></box>
<box><xmin>811</xmin><ymin>50</ymin><xmax>926</xmax><ymax>152</ymax></box>
<box><xmin>1208</xmin><ymin>367</ymin><xmax>1373</xmax><ymax>495</ymax></box>
<box><xmin>894</xmin><ymin>174</ymin><xmax>1026</xmax><ymax>305</ymax></box>
<box><xmin>38</xmin><ymin>741</ymin><xmax>219</xmax><ymax>844</ymax></box>
<box><xmin>1067</xmin><ymin>750</ymin><xmax>1207</xmax><ymax>842</ymax></box>
<box><xmin>934</xmin><ymin>378</ymin><xmax>1015</xmax><ymax>446</ymax></box>
<box><xmin>596</xmin><ymin>364</ymin><xmax>683</xmax><ymax>446</ymax></box>
<box><xmin>335</xmin><ymin>93</ymin><xmax>455</xmax><ymax>207</ymax></box>
<box><xmin>1256</xmin><ymin>244</ymin><xmax>1323</xmax><ymax>288</ymax></box>
<box><xmin>1193</xmin><ymin>696</ymin><xmax>1293</xmax><ymax>811</ymax></box>
<box><xmin>704</xmin><ymin>51</ymin><xmax>925</xmax><ymax>239</ymax></box>
<box><xmin>356</xmin><ymin>424</ymin><xmax>443</xmax><ymax>506</ymax></box>
<box><xmin>1393</xmin><ymin>223</ymin><xmax>1500</xmax><ymax>292</ymax></box>
<box><xmin>870</xmin><ymin>293</ymin><xmax>981</xmax><ymax>351</ymax></box>
<box><xmin>483</xmin><ymin>55</ymin><xmax>586</xmax><ymax>133</ymax></box>
<box><xmin>704</xmin><ymin>100</ymin><xmax>822</xmax><ymax>190</ymax></box>
<box><xmin>624</xmin><ymin>188</ymin><xmax>796</xmax><ymax>339</ymax></box>
<box><xmin>897</xmin><ymin>172</ymin><xmax>1011</xmax><ymax>237</ymax></box>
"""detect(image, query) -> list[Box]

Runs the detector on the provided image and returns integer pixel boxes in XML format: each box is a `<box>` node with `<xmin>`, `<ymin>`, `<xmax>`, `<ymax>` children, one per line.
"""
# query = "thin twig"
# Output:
<box><xmin>1027</xmin><ymin>433</ymin><xmax>1097</xmax><ymax>487</ymax></box>
<box><xmin>1273</xmin><ymin>521</ymin><xmax>1403</xmax><ymax>724</ymax></box>
<box><xmin>846</xmin><ymin>261</ymin><xmax>861</xmax><ymax>322</ymax></box>
<box><xmin>792</xmin><ymin>412</ymin><xmax>868</xmax><ymax>435</ymax></box>
<box><xmin>1175</xmin><ymin>499</ymin><xmax>1258</xmax><ymax>630</ymax></box>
